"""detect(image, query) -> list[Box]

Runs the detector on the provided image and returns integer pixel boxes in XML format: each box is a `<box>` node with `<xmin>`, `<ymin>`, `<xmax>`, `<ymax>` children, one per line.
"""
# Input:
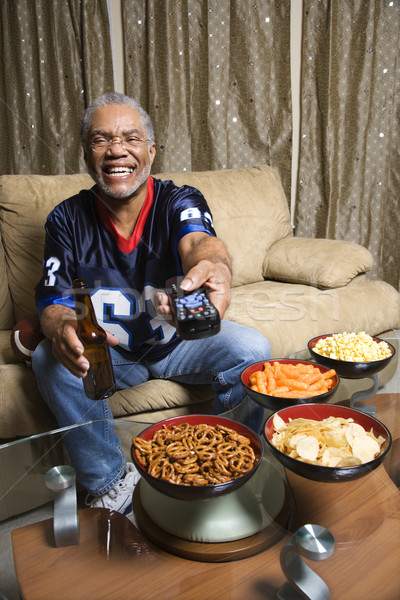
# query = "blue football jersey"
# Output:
<box><xmin>35</xmin><ymin>176</ymin><xmax>216</xmax><ymax>361</ymax></box>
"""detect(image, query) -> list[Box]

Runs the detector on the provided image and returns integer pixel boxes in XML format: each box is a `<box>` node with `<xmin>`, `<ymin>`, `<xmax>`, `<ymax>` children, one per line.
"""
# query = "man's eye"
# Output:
<box><xmin>92</xmin><ymin>137</ymin><xmax>108</xmax><ymax>145</ymax></box>
<box><xmin>125</xmin><ymin>136</ymin><xmax>141</xmax><ymax>143</ymax></box>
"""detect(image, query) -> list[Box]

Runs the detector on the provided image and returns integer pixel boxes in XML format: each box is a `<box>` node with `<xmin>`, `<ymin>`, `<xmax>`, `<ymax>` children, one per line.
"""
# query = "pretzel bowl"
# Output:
<box><xmin>264</xmin><ymin>404</ymin><xmax>391</xmax><ymax>482</ymax></box>
<box><xmin>241</xmin><ymin>359</ymin><xmax>340</xmax><ymax>412</ymax></box>
<box><xmin>308</xmin><ymin>334</ymin><xmax>395</xmax><ymax>379</ymax></box>
<box><xmin>131</xmin><ymin>415</ymin><xmax>264</xmax><ymax>501</ymax></box>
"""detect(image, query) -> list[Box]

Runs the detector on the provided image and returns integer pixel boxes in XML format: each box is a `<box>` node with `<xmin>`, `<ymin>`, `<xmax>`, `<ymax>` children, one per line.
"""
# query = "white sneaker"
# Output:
<box><xmin>86</xmin><ymin>463</ymin><xmax>141</xmax><ymax>517</ymax></box>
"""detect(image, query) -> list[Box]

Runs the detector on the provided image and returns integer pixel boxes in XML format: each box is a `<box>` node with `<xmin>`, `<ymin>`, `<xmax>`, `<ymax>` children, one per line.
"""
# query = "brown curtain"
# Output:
<box><xmin>0</xmin><ymin>0</ymin><xmax>114</xmax><ymax>175</ymax></box>
<box><xmin>295</xmin><ymin>0</ymin><xmax>400</xmax><ymax>289</ymax></box>
<box><xmin>121</xmin><ymin>0</ymin><xmax>292</xmax><ymax>197</ymax></box>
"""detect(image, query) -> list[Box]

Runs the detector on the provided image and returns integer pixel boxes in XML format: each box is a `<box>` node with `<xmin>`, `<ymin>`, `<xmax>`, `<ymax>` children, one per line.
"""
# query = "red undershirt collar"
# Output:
<box><xmin>97</xmin><ymin>176</ymin><xmax>154</xmax><ymax>253</ymax></box>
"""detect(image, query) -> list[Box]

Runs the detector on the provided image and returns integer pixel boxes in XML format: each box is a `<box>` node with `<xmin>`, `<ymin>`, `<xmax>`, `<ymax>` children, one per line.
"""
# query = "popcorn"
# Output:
<box><xmin>313</xmin><ymin>332</ymin><xmax>392</xmax><ymax>363</ymax></box>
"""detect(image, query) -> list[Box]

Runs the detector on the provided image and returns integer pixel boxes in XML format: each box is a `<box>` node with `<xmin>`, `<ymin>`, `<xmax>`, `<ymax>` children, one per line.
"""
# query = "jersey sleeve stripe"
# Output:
<box><xmin>37</xmin><ymin>295</ymin><xmax>75</xmax><ymax>316</ymax></box>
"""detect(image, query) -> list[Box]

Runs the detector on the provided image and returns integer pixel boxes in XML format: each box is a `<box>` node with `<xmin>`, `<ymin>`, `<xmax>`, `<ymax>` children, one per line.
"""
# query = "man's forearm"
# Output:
<box><xmin>179</xmin><ymin>233</ymin><xmax>232</xmax><ymax>279</ymax></box>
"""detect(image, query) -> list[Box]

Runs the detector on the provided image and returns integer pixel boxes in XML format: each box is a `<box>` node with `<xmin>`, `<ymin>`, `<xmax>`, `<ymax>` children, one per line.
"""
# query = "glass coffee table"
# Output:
<box><xmin>1</xmin><ymin>333</ymin><xmax>399</xmax><ymax>600</ymax></box>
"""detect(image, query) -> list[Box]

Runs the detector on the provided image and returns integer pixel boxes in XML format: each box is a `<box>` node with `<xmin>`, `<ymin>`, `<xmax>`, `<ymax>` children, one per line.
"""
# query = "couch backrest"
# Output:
<box><xmin>0</xmin><ymin>173</ymin><xmax>93</xmax><ymax>325</ymax></box>
<box><xmin>0</xmin><ymin>165</ymin><xmax>292</xmax><ymax>325</ymax></box>
<box><xmin>157</xmin><ymin>165</ymin><xmax>293</xmax><ymax>288</ymax></box>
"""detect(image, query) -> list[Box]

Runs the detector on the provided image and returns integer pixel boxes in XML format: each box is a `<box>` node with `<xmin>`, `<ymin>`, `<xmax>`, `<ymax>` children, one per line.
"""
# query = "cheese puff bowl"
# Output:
<box><xmin>241</xmin><ymin>359</ymin><xmax>340</xmax><ymax>412</ymax></box>
<box><xmin>264</xmin><ymin>404</ymin><xmax>392</xmax><ymax>482</ymax></box>
<box><xmin>308</xmin><ymin>334</ymin><xmax>395</xmax><ymax>379</ymax></box>
<box><xmin>131</xmin><ymin>415</ymin><xmax>264</xmax><ymax>501</ymax></box>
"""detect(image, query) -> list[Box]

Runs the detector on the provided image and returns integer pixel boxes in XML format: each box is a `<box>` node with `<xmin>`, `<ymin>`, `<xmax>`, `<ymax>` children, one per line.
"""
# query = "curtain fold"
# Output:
<box><xmin>0</xmin><ymin>0</ymin><xmax>114</xmax><ymax>175</ymax></box>
<box><xmin>121</xmin><ymin>0</ymin><xmax>292</xmax><ymax>197</ymax></box>
<box><xmin>296</xmin><ymin>0</ymin><xmax>400</xmax><ymax>289</ymax></box>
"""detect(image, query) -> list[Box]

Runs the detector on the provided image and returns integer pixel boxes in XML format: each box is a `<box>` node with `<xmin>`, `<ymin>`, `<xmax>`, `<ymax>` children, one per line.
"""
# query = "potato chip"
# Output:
<box><xmin>272</xmin><ymin>413</ymin><xmax>287</xmax><ymax>432</ymax></box>
<box><xmin>351</xmin><ymin>436</ymin><xmax>381</xmax><ymax>463</ymax></box>
<box><xmin>336</xmin><ymin>456</ymin><xmax>362</xmax><ymax>467</ymax></box>
<box><xmin>321</xmin><ymin>447</ymin><xmax>350</xmax><ymax>467</ymax></box>
<box><xmin>289</xmin><ymin>432</ymin><xmax>308</xmax><ymax>449</ymax></box>
<box><xmin>296</xmin><ymin>436</ymin><xmax>319</xmax><ymax>461</ymax></box>
<box><xmin>344</xmin><ymin>423</ymin><xmax>367</xmax><ymax>446</ymax></box>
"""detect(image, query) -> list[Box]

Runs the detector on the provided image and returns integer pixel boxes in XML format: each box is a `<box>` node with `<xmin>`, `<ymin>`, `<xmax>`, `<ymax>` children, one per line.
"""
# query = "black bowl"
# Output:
<box><xmin>131</xmin><ymin>414</ymin><xmax>264</xmax><ymax>501</ymax></box>
<box><xmin>308</xmin><ymin>334</ymin><xmax>395</xmax><ymax>379</ymax></box>
<box><xmin>241</xmin><ymin>358</ymin><xmax>340</xmax><ymax>412</ymax></box>
<box><xmin>264</xmin><ymin>403</ymin><xmax>391</xmax><ymax>482</ymax></box>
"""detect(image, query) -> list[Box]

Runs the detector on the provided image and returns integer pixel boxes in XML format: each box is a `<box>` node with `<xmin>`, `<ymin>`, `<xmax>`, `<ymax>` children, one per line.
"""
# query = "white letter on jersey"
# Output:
<box><xmin>91</xmin><ymin>288</ymin><xmax>134</xmax><ymax>349</ymax></box>
<box><xmin>180</xmin><ymin>207</ymin><xmax>202</xmax><ymax>222</ymax></box>
<box><xmin>142</xmin><ymin>285</ymin><xmax>176</xmax><ymax>345</ymax></box>
<box><xmin>44</xmin><ymin>257</ymin><xmax>61</xmax><ymax>286</ymax></box>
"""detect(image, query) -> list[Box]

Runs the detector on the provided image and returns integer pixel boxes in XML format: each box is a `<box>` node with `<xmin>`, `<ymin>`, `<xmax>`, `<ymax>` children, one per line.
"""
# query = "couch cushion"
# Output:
<box><xmin>0</xmin><ymin>173</ymin><xmax>93</xmax><ymax>321</ymax></box>
<box><xmin>0</xmin><ymin>354</ymin><xmax>213</xmax><ymax>439</ymax></box>
<box><xmin>155</xmin><ymin>165</ymin><xmax>293</xmax><ymax>287</ymax></box>
<box><xmin>225</xmin><ymin>276</ymin><xmax>400</xmax><ymax>359</ymax></box>
<box><xmin>263</xmin><ymin>237</ymin><xmax>374</xmax><ymax>289</ymax></box>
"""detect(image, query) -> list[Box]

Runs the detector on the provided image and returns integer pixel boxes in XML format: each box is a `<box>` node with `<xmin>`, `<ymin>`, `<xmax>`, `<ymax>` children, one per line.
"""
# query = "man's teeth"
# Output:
<box><xmin>107</xmin><ymin>167</ymin><xmax>134</xmax><ymax>175</ymax></box>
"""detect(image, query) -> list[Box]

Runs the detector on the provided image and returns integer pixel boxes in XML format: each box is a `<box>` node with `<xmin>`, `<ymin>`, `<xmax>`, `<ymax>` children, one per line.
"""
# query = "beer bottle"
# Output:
<box><xmin>72</xmin><ymin>278</ymin><xmax>116</xmax><ymax>400</ymax></box>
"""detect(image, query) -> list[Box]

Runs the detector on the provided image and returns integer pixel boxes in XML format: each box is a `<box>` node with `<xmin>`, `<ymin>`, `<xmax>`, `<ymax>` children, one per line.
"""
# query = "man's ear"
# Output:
<box><xmin>149</xmin><ymin>142</ymin><xmax>156</xmax><ymax>165</ymax></box>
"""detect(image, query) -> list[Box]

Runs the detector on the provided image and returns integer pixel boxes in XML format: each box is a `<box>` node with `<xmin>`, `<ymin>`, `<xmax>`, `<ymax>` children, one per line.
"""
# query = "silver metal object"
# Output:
<box><xmin>277</xmin><ymin>524</ymin><xmax>334</xmax><ymax>600</ymax></box>
<box><xmin>45</xmin><ymin>465</ymin><xmax>79</xmax><ymax>547</ymax></box>
<box><xmin>350</xmin><ymin>373</ymin><xmax>378</xmax><ymax>416</ymax></box>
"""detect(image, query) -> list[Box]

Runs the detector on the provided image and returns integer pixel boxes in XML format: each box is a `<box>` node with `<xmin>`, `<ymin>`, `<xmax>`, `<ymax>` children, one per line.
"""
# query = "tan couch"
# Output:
<box><xmin>1</xmin><ymin>165</ymin><xmax>399</xmax><ymax>440</ymax></box>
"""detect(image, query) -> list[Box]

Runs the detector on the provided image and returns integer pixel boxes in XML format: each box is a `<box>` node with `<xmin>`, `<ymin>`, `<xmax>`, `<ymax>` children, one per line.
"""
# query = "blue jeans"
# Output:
<box><xmin>32</xmin><ymin>320</ymin><xmax>270</xmax><ymax>495</ymax></box>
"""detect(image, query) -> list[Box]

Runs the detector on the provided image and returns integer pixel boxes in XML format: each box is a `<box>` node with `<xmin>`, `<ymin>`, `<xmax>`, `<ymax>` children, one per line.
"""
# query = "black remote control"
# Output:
<box><xmin>165</xmin><ymin>276</ymin><xmax>221</xmax><ymax>340</ymax></box>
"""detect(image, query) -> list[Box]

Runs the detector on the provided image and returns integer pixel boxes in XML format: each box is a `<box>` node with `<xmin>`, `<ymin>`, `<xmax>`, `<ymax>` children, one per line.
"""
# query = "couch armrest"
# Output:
<box><xmin>262</xmin><ymin>237</ymin><xmax>374</xmax><ymax>289</ymax></box>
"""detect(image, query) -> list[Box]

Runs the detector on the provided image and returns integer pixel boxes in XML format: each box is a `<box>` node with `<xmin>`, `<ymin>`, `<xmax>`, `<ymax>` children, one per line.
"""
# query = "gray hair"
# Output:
<box><xmin>80</xmin><ymin>92</ymin><xmax>155</xmax><ymax>147</ymax></box>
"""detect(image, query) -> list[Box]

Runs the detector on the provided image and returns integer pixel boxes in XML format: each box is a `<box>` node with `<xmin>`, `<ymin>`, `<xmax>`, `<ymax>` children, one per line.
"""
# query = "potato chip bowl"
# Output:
<box><xmin>308</xmin><ymin>335</ymin><xmax>395</xmax><ymax>379</ymax></box>
<box><xmin>264</xmin><ymin>404</ymin><xmax>392</xmax><ymax>483</ymax></box>
<box><xmin>131</xmin><ymin>415</ymin><xmax>264</xmax><ymax>501</ymax></box>
<box><xmin>241</xmin><ymin>359</ymin><xmax>340</xmax><ymax>412</ymax></box>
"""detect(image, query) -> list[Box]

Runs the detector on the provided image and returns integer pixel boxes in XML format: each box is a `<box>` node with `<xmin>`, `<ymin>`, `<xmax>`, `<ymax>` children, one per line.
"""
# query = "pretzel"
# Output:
<box><xmin>214</xmin><ymin>456</ymin><xmax>232</xmax><ymax>477</ymax></box>
<box><xmin>194</xmin><ymin>444</ymin><xmax>217</xmax><ymax>461</ymax></box>
<box><xmin>132</xmin><ymin>422</ymin><xmax>257</xmax><ymax>487</ymax></box>
<box><xmin>132</xmin><ymin>437</ymin><xmax>152</xmax><ymax>454</ymax></box>
<box><xmin>227</xmin><ymin>432</ymin><xmax>251</xmax><ymax>445</ymax></box>
<box><xmin>165</xmin><ymin>441</ymin><xmax>191</xmax><ymax>460</ymax></box>
<box><xmin>171</xmin><ymin>422</ymin><xmax>192</xmax><ymax>440</ymax></box>
<box><xmin>174</xmin><ymin>461</ymin><xmax>200</xmax><ymax>474</ymax></box>
<box><xmin>182</xmin><ymin>473</ymin><xmax>209</xmax><ymax>486</ymax></box>
<box><xmin>148</xmin><ymin>456</ymin><xmax>164</xmax><ymax>478</ymax></box>
<box><xmin>193</xmin><ymin>426</ymin><xmax>223</xmax><ymax>445</ymax></box>
<box><xmin>229</xmin><ymin>453</ymin><xmax>254</xmax><ymax>474</ymax></box>
<box><xmin>133</xmin><ymin>448</ymin><xmax>147</xmax><ymax>467</ymax></box>
<box><xmin>216</xmin><ymin>441</ymin><xmax>238</xmax><ymax>459</ymax></box>
<box><xmin>199</xmin><ymin>461</ymin><xmax>222</xmax><ymax>484</ymax></box>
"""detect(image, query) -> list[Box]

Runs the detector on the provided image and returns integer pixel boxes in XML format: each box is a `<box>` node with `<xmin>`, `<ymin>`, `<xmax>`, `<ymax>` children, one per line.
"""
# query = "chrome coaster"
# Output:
<box><xmin>277</xmin><ymin>524</ymin><xmax>334</xmax><ymax>600</ymax></box>
<box><xmin>45</xmin><ymin>465</ymin><xmax>79</xmax><ymax>547</ymax></box>
<box><xmin>350</xmin><ymin>373</ymin><xmax>378</xmax><ymax>416</ymax></box>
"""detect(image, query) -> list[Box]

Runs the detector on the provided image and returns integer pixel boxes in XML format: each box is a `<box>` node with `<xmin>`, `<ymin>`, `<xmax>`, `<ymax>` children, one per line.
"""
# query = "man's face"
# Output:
<box><xmin>84</xmin><ymin>103</ymin><xmax>156</xmax><ymax>201</ymax></box>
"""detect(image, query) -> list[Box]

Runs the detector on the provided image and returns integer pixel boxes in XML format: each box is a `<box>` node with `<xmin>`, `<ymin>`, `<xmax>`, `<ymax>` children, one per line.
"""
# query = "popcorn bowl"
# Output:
<box><xmin>264</xmin><ymin>403</ymin><xmax>392</xmax><ymax>482</ymax></box>
<box><xmin>131</xmin><ymin>415</ymin><xmax>264</xmax><ymax>501</ymax></box>
<box><xmin>308</xmin><ymin>334</ymin><xmax>395</xmax><ymax>379</ymax></box>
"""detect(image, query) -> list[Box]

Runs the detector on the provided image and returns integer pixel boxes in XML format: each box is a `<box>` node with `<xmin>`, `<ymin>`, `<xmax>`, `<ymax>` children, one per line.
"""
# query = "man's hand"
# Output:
<box><xmin>157</xmin><ymin>232</ymin><xmax>232</xmax><ymax>321</ymax></box>
<box><xmin>40</xmin><ymin>305</ymin><xmax>119</xmax><ymax>378</ymax></box>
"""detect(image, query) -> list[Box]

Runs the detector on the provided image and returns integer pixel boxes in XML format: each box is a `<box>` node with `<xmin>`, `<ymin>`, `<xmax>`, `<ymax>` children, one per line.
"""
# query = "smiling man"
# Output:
<box><xmin>32</xmin><ymin>92</ymin><xmax>271</xmax><ymax>519</ymax></box>
<box><xmin>84</xmin><ymin>100</ymin><xmax>155</xmax><ymax>201</ymax></box>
